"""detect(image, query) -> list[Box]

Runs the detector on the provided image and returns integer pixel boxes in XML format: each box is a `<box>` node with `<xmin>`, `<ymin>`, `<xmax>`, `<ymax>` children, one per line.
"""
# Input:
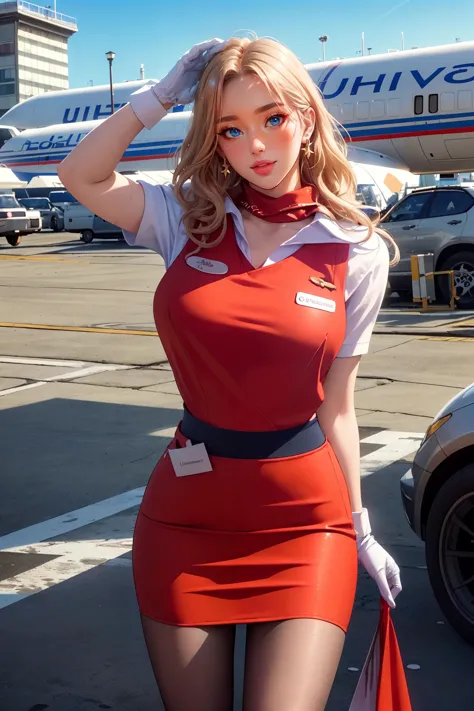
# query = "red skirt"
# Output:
<box><xmin>133</xmin><ymin>426</ymin><xmax>358</xmax><ymax>631</ymax></box>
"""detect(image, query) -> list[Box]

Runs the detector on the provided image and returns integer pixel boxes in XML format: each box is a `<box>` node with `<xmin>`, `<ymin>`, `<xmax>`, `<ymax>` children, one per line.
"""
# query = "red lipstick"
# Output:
<box><xmin>250</xmin><ymin>160</ymin><xmax>276</xmax><ymax>176</ymax></box>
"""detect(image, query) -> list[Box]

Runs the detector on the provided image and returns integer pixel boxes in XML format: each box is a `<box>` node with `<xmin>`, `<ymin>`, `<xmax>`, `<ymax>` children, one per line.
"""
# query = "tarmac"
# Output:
<box><xmin>1</xmin><ymin>232</ymin><xmax>473</xmax><ymax>711</ymax></box>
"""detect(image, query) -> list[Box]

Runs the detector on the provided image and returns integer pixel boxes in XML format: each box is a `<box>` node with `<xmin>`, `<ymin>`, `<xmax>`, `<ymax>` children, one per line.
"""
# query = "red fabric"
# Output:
<box><xmin>236</xmin><ymin>182</ymin><xmax>320</xmax><ymax>222</ymax></box>
<box><xmin>153</xmin><ymin>218</ymin><xmax>348</xmax><ymax>430</ymax></box>
<box><xmin>377</xmin><ymin>600</ymin><xmax>413</xmax><ymax>710</ymax></box>
<box><xmin>133</xmin><ymin>203</ymin><xmax>357</xmax><ymax>627</ymax></box>
<box><xmin>349</xmin><ymin>599</ymin><xmax>413</xmax><ymax>711</ymax></box>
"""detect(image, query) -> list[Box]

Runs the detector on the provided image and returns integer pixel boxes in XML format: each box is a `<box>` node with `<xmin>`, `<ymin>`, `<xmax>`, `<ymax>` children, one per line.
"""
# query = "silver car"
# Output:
<box><xmin>401</xmin><ymin>384</ymin><xmax>474</xmax><ymax>645</ymax></box>
<box><xmin>381</xmin><ymin>186</ymin><xmax>474</xmax><ymax>308</ymax></box>
<box><xmin>18</xmin><ymin>197</ymin><xmax>64</xmax><ymax>232</ymax></box>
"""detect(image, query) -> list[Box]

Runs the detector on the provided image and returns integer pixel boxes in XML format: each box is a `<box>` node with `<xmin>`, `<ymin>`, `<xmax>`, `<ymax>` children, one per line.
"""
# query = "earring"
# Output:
<box><xmin>221</xmin><ymin>157</ymin><xmax>231</xmax><ymax>177</ymax></box>
<box><xmin>302</xmin><ymin>141</ymin><xmax>313</xmax><ymax>160</ymax></box>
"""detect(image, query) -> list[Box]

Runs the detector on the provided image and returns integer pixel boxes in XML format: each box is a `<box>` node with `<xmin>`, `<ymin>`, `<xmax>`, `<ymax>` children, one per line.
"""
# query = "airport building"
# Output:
<box><xmin>0</xmin><ymin>1</ymin><xmax>77</xmax><ymax>117</ymax></box>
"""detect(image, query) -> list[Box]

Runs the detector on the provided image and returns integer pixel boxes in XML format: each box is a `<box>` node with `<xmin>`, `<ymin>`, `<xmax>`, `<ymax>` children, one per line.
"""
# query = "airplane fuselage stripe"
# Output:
<box><xmin>3</xmin><ymin>116</ymin><xmax>474</xmax><ymax>167</ymax></box>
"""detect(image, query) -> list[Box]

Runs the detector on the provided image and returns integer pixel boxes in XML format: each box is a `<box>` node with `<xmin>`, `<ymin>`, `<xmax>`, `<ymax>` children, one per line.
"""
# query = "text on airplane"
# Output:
<box><xmin>319</xmin><ymin>62</ymin><xmax>474</xmax><ymax>98</ymax></box>
<box><xmin>61</xmin><ymin>103</ymin><xmax>185</xmax><ymax>124</ymax></box>
<box><xmin>21</xmin><ymin>132</ymin><xmax>86</xmax><ymax>151</ymax></box>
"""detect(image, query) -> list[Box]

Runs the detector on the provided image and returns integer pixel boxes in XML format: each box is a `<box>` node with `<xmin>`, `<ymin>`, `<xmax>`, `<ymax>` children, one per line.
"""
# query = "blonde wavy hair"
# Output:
<box><xmin>172</xmin><ymin>36</ymin><xmax>399</xmax><ymax>265</ymax></box>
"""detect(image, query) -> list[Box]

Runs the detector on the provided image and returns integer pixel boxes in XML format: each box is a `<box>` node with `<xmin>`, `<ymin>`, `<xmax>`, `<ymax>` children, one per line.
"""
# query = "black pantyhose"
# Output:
<box><xmin>141</xmin><ymin>615</ymin><xmax>345</xmax><ymax>711</ymax></box>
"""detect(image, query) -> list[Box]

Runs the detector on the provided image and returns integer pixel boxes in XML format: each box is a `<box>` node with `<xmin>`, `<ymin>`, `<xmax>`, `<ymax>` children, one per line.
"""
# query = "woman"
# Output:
<box><xmin>59</xmin><ymin>37</ymin><xmax>402</xmax><ymax>711</ymax></box>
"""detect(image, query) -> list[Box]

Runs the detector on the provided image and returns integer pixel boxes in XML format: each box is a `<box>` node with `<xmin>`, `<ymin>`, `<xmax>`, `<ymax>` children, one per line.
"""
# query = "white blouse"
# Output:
<box><xmin>123</xmin><ymin>181</ymin><xmax>389</xmax><ymax>358</ymax></box>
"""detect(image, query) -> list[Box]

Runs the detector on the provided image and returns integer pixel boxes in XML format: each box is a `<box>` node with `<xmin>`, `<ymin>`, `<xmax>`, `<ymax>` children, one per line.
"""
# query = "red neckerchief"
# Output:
<box><xmin>235</xmin><ymin>182</ymin><xmax>320</xmax><ymax>223</ymax></box>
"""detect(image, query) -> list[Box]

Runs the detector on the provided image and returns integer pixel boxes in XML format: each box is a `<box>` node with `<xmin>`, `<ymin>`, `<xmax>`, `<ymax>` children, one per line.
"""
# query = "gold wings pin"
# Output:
<box><xmin>309</xmin><ymin>276</ymin><xmax>336</xmax><ymax>291</ymax></box>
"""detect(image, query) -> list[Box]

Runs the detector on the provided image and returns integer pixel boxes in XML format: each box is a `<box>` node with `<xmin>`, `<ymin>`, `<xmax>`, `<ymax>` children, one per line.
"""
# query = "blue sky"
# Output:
<box><xmin>61</xmin><ymin>0</ymin><xmax>472</xmax><ymax>89</ymax></box>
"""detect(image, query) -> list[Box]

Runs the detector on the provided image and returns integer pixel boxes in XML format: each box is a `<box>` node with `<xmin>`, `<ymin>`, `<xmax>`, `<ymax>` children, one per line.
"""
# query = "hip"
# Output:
<box><xmin>140</xmin><ymin>421</ymin><xmax>355</xmax><ymax>535</ymax></box>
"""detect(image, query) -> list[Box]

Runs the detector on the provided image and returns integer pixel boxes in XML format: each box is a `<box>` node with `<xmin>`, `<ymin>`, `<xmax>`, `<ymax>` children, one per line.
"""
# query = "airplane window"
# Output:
<box><xmin>429</xmin><ymin>94</ymin><xmax>439</xmax><ymax>114</ymax></box>
<box><xmin>458</xmin><ymin>90</ymin><xmax>472</xmax><ymax>110</ymax></box>
<box><xmin>440</xmin><ymin>92</ymin><xmax>455</xmax><ymax>111</ymax></box>
<box><xmin>356</xmin><ymin>101</ymin><xmax>369</xmax><ymax>119</ymax></box>
<box><xmin>414</xmin><ymin>95</ymin><xmax>423</xmax><ymax>115</ymax></box>
<box><xmin>387</xmin><ymin>98</ymin><xmax>401</xmax><ymax>117</ymax></box>
<box><xmin>427</xmin><ymin>190</ymin><xmax>474</xmax><ymax>218</ymax></box>
<box><xmin>370</xmin><ymin>99</ymin><xmax>385</xmax><ymax>118</ymax></box>
<box><xmin>371</xmin><ymin>100</ymin><xmax>385</xmax><ymax>118</ymax></box>
<box><xmin>0</xmin><ymin>126</ymin><xmax>14</xmax><ymax>149</ymax></box>
<box><xmin>384</xmin><ymin>192</ymin><xmax>432</xmax><ymax>222</ymax></box>
<box><xmin>343</xmin><ymin>103</ymin><xmax>354</xmax><ymax>121</ymax></box>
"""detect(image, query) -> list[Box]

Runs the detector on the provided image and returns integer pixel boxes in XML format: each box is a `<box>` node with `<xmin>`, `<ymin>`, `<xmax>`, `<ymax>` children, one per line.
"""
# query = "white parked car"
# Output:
<box><xmin>63</xmin><ymin>203</ymin><xmax>123</xmax><ymax>243</ymax></box>
<box><xmin>23</xmin><ymin>207</ymin><xmax>42</xmax><ymax>235</ymax></box>
<box><xmin>0</xmin><ymin>193</ymin><xmax>29</xmax><ymax>246</ymax></box>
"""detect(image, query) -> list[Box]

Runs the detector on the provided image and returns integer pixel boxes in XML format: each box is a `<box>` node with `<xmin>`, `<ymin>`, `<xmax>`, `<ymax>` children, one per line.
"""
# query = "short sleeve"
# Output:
<box><xmin>337</xmin><ymin>233</ymin><xmax>390</xmax><ymax>358</ymax></box>
<box><xmin>122</xmin><ymin>180</ymin><xmax>186</xmax><ymax>268</ymax></box>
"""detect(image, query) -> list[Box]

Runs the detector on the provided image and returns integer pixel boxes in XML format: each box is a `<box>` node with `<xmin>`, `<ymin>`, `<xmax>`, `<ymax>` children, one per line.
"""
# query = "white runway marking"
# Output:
<box><xmin>0</xmin><ymin>431</ymin><xmax>423</xmax><ymax>610</ymax></box>
<box><xmin>360</xmin><ymin>430</ymin><xmax>424</xmax><ymax>478</ymax></box>
<box><xmin>0</xmin><ymin>487</ymin><xmax>144</xmax><ymax>550</ymax></box>
<box><xmin>0</xmin><ymin>356</ymin><xmax>87</xmax><ymax>368</ymax></box>
<box><xmin>0</xmin><ymin>361</ymin><xmax>134</xmax><ymax>397</ymax></box>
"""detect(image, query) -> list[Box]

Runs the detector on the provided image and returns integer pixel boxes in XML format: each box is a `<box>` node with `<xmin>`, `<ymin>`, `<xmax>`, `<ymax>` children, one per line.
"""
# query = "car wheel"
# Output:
<box><xmin>425</xmin><ymin>464</ymin><xmax>474</xmax><ymax>645</ymax></box>
<box><xmin>51</xmin><ymin>215</ymin><xmax>60</xmax><ymax>232</ymax></box>
<box><xmin>6</xmin><ymin>234</ymin><xmax>21</xmax><ymax>246</ymax></box>
<box><xmin>438</xmin><ymin>251</ymin><xmax>474</xmax><ymax>309</ymax></box>
<box><xmin>82</xmin><ymin>230</ymin><xmax>94</xmax><ymax>244</ymax></box>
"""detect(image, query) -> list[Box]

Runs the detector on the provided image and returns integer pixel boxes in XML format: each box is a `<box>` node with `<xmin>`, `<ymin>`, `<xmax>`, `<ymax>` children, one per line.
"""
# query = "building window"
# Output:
<box><xmin>429</xmin><ymin>94</ymin><xmax>439</xmax><ymax>114</ymax></box>
<box><xmin>0</xmin><ymin>83</ymin><xmax>15</xmax><ymax>96</ymax></box>
<box><xmin>0</xmin><ymin>24</ymin><xmax>14</xmax><ymax>43</ymax></box>
<box><xmin>0</xmin><ymin>42</ymin><xmax>14</xmax><ymax>56</ymax></box>
<box><xmin>414</xmin><ymin>95</ymin><xmax>423</xmax><ymax>115</ymax></box>
<box><xmin>0</xmin><ymin>68</ymin><xmax>15</xmax><ymax>82</ymax></box>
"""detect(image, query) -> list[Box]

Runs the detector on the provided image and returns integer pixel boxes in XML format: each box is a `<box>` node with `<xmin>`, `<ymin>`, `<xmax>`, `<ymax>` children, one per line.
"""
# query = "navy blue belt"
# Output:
<box><xmin>180</xmin><ymin>407</ymin><xmax>326</xmax><ymax>459</ymax></box>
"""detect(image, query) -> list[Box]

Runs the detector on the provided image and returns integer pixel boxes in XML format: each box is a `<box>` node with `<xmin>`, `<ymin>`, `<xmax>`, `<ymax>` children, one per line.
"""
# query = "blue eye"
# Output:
<box><xmin>219</xmin><ymin>126</ymin><xmax>242</xmax><ymax>139</ymax></box>
<box><xmin>267</xmin><ymin>113</ymin><xmax>286</xmax><ymax>127</ymax></box>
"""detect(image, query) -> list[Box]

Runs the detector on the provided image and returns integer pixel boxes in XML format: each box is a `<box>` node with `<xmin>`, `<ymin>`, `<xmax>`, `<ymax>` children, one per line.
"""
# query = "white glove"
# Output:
<box><xmin>129</xmin><ymin>38</ymin><xmax>226</xmax><ymax>129</ymax></box>
<box><xmin>353</xmin><ymin>508</ymin><xmax>402</xmax><ymax>609</ymax></box>
<box><xmin>153</xmin><ymin>37</ymin><xmax>226</xmax><ymax>105</ymax></box>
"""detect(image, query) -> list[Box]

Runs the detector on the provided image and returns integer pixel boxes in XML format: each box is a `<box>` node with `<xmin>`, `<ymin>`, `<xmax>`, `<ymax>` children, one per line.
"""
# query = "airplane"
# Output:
<box><xmin>2</xmin><ymin>40</ymin><xmax>474</xmax><ymax>200</ymax></box>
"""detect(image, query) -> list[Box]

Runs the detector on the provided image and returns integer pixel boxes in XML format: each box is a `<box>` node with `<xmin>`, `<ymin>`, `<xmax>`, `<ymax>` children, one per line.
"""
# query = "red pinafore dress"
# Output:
<box><xmin>132</xmin><ymin>211</ymin><xmax>358</xmax><ymax>632</ymax></box>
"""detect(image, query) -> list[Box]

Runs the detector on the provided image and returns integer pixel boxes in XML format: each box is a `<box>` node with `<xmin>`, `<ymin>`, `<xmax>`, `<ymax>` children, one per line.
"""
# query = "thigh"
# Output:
<box><xmin>243</xmin><ymin>618</ymin><xmax>346</xmax><ymax>711</ymax></box>
<box><xmin>141</xmin><ymin>615</ymin><xmax>236</xmax><ymax>711</ymax></box>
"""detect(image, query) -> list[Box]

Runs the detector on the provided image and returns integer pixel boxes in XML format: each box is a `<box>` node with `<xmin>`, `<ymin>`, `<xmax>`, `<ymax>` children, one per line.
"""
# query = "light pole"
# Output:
<box><xmin>105</xmin><ymin>51</ymin><xmax>115</xmax><ymax>115</ymax></box>
<box><xmin>367</xmin><ymin>47</ymin><xmax>372</xmax><ymax>55</ymax></box>
<box><xmin>318</xmin><ymin>35</ymin><xmax>328</xmax><ymax>62</ymax></box>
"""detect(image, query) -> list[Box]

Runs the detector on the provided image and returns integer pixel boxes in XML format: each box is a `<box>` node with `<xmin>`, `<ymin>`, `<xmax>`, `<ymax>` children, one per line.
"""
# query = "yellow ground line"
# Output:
<box><xmin>0</xmin><ymin>322</ymin><xmax>157</xmax><ymax>336</ymax></box>
<box><xmin>0</xmin><ymin>255</ymin><xmax>89</xmax><ymax>263</ymax></box>
<box><xmin>417</xmin><ymin>335</ymin><xmax>474</xmax><ymax>342</ymax></box>
<box><xmin>452</xmin><ymin>318</ymin><xmax>474</xmax><ymax>327</ymax></box>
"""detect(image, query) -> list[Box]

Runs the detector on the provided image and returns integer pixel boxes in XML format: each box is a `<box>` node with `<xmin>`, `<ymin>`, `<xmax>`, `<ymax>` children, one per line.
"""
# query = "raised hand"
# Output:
<box><xmin>153</xmin><ymin>38</ymin><xmax>226</xmax><ymax>106</ymax></box>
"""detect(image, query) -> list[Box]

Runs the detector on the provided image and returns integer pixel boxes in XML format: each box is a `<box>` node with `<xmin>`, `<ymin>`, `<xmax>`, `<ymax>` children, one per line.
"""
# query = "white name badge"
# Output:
<box><xmin>186</xmin><ymin>256</ymin><xmax>229</xmax><ymax>275</ymax></box>
<box><xmin>168</xmin><ymin>441</ymin><xmax>213</xmax><ymax>477</ymax></box>
<box><xmin>296</xmin><ymin>291</ymin><xmax>336</xmax><ymax>313</ymax></box>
